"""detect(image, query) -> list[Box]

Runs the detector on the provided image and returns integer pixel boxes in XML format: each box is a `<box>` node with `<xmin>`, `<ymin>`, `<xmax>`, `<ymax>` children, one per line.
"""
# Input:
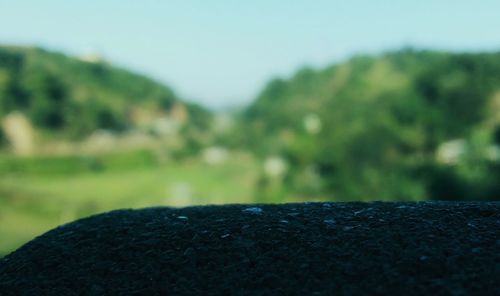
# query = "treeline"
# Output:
<box><xmin>239</xmin><ymin>49</ymin><xmax>500</xmax><ymax>201</ymax></box>
<box><xmin>0</xmin><ymin>46</ymin><xmax>210</xmax><ymax>139</ymax></box>
<box><xmin>2</xmin><ymin>45</ymin><xmax>500</xmax><ymax>201</ymax></box>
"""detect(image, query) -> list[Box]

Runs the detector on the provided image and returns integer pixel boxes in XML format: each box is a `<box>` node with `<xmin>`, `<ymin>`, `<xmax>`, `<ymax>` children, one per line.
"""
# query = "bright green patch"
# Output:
<box><xmin>0</xmin><ymin>153</ymin><xmax>259</xmax><ymax>256</ymax></box>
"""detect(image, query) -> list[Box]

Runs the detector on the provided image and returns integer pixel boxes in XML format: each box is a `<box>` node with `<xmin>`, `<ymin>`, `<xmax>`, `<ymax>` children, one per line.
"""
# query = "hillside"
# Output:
<box><xmin>0</xmin><ymin>45</ymin><xmax>210</xmax><ymax>141</ymax></box>
<box><xmin>241</xmin><ymin>49</ymin><xmax>500</xmax><ymax>201</ymax></box>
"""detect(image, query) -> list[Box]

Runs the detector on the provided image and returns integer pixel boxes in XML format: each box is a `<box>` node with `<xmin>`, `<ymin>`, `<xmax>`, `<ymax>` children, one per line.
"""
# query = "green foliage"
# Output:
<box><xmin>243</xmin><ymin>49</ymin><xmax>500</xmax><ymax>201</ymax></box>
<box><xmin>0</xmin><ymin>150</ymin><xmax>158</xmax><ymax>176</ymax></box>
<box><xmin>0</xmin><ymin>45</ymin><xmax>208</xmax><ymax>139</ymax></box>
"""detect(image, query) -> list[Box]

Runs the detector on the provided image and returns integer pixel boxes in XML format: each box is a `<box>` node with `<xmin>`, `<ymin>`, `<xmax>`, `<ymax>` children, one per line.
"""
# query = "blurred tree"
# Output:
<box><xmin>242</xmin><ymin>49</ymin><xmax>500</xmax><ymax>201</ymax></box>
<box><xmin>0</xmin><ymin>45</ymin><xmax>209</xmax><ymax>139</ymax></box>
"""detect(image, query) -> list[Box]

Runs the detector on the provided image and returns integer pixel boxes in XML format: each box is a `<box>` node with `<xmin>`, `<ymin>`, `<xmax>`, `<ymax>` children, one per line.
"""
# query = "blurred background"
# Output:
<box><xmin>1</xmin><ymin>0</ymin><xmax>500</xmax><ymax>256</ymax></box>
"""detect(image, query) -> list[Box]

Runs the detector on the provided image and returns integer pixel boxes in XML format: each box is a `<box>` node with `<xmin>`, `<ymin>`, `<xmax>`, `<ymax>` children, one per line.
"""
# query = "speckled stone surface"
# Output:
<box><xmin>1</xmin><ymin>202</ymin><xmax>499</xmax><ymax>295</ymax></box>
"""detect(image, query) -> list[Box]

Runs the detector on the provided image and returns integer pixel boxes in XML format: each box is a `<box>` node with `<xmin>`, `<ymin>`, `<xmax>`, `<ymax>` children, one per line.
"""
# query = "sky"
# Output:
<box><xmin>1</xmin><ymin>0</ymin><xmax>500</xmax><ymax>108</ymax></box>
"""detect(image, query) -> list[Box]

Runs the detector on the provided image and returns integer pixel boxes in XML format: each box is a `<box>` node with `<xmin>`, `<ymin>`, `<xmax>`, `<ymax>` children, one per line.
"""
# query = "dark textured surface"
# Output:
<box><xmin>0</xmin><ymin>202</ymin><xmax>499</xmax><ymax>295</ymax></box>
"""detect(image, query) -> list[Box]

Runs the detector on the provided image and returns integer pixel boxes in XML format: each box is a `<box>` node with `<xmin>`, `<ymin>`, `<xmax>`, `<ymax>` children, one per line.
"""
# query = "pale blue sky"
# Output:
<box><xmin>1</xmin><ymin>0</ymin><xmax>500</xmax><ymax>108</ymax></box>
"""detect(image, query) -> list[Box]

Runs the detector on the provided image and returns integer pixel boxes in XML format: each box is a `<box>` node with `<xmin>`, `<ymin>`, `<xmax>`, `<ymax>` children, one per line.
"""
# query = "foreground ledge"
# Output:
<box><xmin>0</xmin><ymin>201</ymin><xmax>498</xmax><ymax>295</ymax></box>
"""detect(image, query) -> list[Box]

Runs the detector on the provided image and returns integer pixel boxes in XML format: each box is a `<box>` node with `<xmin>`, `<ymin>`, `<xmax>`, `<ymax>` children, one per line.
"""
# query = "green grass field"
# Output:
<box><xmin>0</xmin><ymin>151</ymin><xmax>259</xmax><ymax>256</ymax></box>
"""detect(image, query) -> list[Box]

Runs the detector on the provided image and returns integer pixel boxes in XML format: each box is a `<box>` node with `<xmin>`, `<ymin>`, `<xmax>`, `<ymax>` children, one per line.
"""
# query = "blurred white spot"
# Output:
<box><xmin>2</xmin><ymin>112</ymin><xmax>35</xmax><ymax>156</ymax></box>
<box><xmin>177</xmin><ymin>216</ymin><xmax>189</xmax><ymax>220</ymax></box>
<box><xmin>486</xmin><ymin>146</ymin><xmax>500</xmax><ymax>161</ymax></box>
<box><xmin>436</xmin><ymin>139</ymin><xmax>465</xmax><ymax>164</ymax></box>
<box><xmin>303</xmin><ymin>113</ymin><xmax>322</xmax><ymax>134</ymax></box>
<box><xmin>202</xmin><ymin>146</ymin><xmax>228</xmax><ymax>165</ymax></box>
<box><xmin>167</xmin><ymin>182</ymin><xmax>193</xmax><ymax>207</ymax></box>
<box><xmin>83</xmin><ymin>129</ymin><xmax>117</xmax><ymax>153</ymax></box>
<box><xmin>78</xmin><ymin>52</ymin><xmax>103</xmax><ymax>63</ymax></box>
<box><xmin>264</xmin><ymin>156</ymin><xmax>288</xmax><ymax>178</ymax></box>
<box><xmin>153</xmin><ymin>116</ymin><xmax>181</xmax><ymax>136</ymax></box>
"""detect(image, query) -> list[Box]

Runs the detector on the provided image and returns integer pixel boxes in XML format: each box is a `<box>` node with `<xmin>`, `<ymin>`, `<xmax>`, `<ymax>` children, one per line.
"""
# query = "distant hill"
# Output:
<box><xmin>241</xmin><ymin>49</ymin><xmax>500</xmax><ymax>201</ymax></box>
<box><xmin>0</xmin><ymin>45</ymin><xmax>210</xmax><ymax>139</ymax></box>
